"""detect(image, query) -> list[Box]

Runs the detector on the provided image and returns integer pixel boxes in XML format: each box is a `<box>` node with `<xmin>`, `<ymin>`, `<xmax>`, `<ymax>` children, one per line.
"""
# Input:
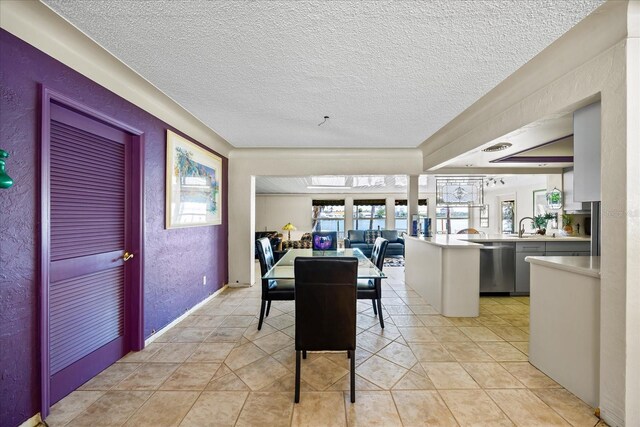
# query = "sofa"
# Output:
<box><xmin>279</xmin><ymin>232</ymin><xmax>313</xmax><ymax>250</ymax></box>
<box><xmin>344</xmin><ymin>229</ymin><xmax>404</xmax><ymax>258</ymax></box>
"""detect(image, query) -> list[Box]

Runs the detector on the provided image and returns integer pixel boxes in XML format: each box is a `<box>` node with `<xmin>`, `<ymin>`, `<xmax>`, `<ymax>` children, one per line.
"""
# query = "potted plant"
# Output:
<box><xmin>532</xmin><ymin>213</ymin><xmax>555</xmax><ymax>235</ymax></box>
<box><xmin>562</xmin><ymin>213</ymin><xmax>574</xmax><ymax>234</ymax></box>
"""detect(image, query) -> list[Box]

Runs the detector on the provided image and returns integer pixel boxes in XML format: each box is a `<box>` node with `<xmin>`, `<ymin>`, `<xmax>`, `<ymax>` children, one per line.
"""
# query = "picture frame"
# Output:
<box><xmin>480</xmin><ymin>204</ymin><xmax>489</xmax><ymax>228</ymax></box>
<box><xmin>533</xmin><ymin>189</ymin><xmax>547</xmax><ymax>216</ymax></box>
<box><xmin>166</xmin><ymin>130</ymin><xmax>222</xmax><ymax>228</ymax></box>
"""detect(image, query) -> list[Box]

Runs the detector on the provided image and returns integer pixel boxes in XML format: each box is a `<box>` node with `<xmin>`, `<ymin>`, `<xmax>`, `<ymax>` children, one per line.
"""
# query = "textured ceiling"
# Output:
<box><xmin>43</xmin><ymin>0</ymin><xmax>604</xmax><ymax>148</ymax></box>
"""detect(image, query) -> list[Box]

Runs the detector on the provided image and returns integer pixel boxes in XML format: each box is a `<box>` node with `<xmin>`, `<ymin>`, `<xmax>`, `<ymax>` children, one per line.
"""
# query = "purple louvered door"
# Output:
<box><xmin>48</xmin><ymin>103</ymin><xmax>131</xmax><ymax>404</ymax></box>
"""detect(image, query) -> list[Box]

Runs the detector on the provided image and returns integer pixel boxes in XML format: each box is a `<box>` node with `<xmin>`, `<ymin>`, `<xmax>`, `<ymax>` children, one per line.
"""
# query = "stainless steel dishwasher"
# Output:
<box><xmin>480</xmin><ymin>242</ymin><xmax>515</xmax><ymax>293</ymax></box>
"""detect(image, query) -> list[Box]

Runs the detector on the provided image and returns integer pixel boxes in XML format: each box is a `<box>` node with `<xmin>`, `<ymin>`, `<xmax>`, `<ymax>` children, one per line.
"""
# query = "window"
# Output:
<box><xmin>436</xmin><ymin>206</ymin><xmax>469</xmax><ymax>234</ymax></box>
<box><xmin>418</xmin><ymin>199</ymin><xmax>429</xmax><ymax>217</ymax></box>
<box><xmin>480</xmin><ymin>204</ymin><xmax>489</xmax><ymax>228</ymax></box>
<box><xmin>312</xmin><ymin>200</ymin><xmax>345</xmax><ymax>239</ymax></box>
<box><xmin>394</xmin><ymin>201</ymin><xmax>408</xmax><ymax>232</ymax></box>
<box><xmin>501</xmin><ymin>200</ymin><xmax>515</xmax><ymax>234</ymax></box>
<box><xmin>394</xmin><ymin>199</ymin><xmax>428</xmax><ymax>233</ymax></box>
<box><xmin>353</xmin><ymin>199</ymin><xmax>386</xmax><ymax>230</ymax></box>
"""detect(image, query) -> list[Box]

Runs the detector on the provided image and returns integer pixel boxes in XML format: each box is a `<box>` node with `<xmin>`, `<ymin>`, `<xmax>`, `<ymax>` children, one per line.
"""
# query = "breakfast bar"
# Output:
<box><xmin>404</xmin><ymin>235</ymin><xmax>482</xmax><ymax>317</ymax></box>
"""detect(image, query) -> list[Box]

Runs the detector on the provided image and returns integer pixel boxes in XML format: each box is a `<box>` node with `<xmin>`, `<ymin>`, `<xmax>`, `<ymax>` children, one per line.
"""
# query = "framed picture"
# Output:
<box><xmin>480</xmin><ymin>204</ymin><xmax>489</xmax><ymax>228</ymax></box>
<box><xmin>166</xmin><ymin>130</ymin><xmax>222</xmax><ymax>228</ymax></box>
<box><xmin>533</xmin><ymin>189</ymin><xmax>547</xmax><ymax>216</ymax></box>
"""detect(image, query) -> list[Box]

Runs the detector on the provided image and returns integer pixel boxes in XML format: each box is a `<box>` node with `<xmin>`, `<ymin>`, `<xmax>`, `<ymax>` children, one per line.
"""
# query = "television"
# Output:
<box><xmin>312</xmin><ymin>231</ymin><xmax>337</xmax><ymax>250</ymax></box>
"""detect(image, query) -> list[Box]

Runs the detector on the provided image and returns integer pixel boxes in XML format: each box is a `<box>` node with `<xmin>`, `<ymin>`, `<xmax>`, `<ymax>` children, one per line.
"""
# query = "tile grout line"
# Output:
<box><xmin>49</xmin><ymin>280</ymin><xmax>599</xmax><ymax>426</ymax></box>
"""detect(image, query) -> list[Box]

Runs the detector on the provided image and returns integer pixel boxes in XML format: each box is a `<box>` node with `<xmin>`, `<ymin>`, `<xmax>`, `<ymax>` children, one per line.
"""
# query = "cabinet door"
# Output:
<box><xmin>573</xmin><ymin>102</ymin><xmax>601</xmax><ymax>201</ymax></box>
<box><xmin>515</xmin><ymin>252</ymin><xmax>544</xmax><ymax>294</ymax></box>
<box><xmin>545</xmin><ymin>241</ymin><xmax>591</xmax><ymax>252</ymax></box>
<box><xmin>545</xmin><ymin>251</ymin><xmax>592</xmax><ymax>256</ymax></box>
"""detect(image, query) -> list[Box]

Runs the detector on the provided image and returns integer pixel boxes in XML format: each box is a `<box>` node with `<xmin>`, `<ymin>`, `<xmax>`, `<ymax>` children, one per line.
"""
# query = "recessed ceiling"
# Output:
<box><xmin>492</xmin><ymin>135</ymin><xmax>573</xmax><ymax>164</ymax></box>
<box><xmin>43</xmin><ymin>0</ymin><xmax>604</xmax><ymax>149</ymax></box>
<box><xmin>444</xmin><ymin>113</ymin><xmax>574</xmax><ymax>169</ymax></box>
<box><xmin>256</xmin><ymin>175</ymin><xmax>430</xmax><ymax>194</ymax></box>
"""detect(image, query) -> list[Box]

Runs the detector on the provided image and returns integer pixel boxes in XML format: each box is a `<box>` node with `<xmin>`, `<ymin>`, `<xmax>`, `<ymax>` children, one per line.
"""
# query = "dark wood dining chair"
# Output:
<box><xmin>357</xmin><ymin>237</ymin><xmax>388</xmax><ymax>328</ymax></box>
<box><xmin>256</xmin><ymin>237</ymin><xmax>294</xmax><ymax>330</ymax></box>
<box><xmin>294</xmin><ymin>257</ymin><xmax>358</xmax><ymax>403</ymax></box>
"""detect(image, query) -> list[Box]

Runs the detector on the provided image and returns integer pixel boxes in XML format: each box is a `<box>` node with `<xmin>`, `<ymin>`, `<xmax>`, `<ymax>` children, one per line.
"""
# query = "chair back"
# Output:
<box><xmin>311</xmin><ymin>231</ymin><xmax>337</xmax><ymax>250</ymax></box>
<box><xmin>457</xmin><ymin>228</ymin><xmax>480</xmax><ymax>234</ymax></box>
<box><xmin>370</xmin><ymin>237</ymin><xmax>389</xmax><ymax>270</ymax></box>
<box><xmin>294</xmin><ymin>257</ymin><xmax>358</xmax><ymax>351</ymax></box>
<box><xmin>256</xmin><ymin>237</ymin><xmax>275</xmax><ymax>277</ymax></box>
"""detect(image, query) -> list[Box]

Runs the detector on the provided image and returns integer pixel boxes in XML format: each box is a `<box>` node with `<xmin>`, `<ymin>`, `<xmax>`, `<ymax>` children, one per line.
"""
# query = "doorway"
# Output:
<box><xmin>501</xmin><ymin>200</ymin><xmax>516</xmax><ymax>234</ymax></box>
<box><xmin>40</xmin><ymin>87</ymin><xmax>144</xmax><ymax>416</ymax></box>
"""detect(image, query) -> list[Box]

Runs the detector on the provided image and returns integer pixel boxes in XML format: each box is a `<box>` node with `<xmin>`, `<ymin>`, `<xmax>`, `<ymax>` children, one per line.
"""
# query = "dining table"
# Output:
<box><xmin>262</xmin><ymin>248</ymin><xmax>385</xmax><ymax>280</ymax></box>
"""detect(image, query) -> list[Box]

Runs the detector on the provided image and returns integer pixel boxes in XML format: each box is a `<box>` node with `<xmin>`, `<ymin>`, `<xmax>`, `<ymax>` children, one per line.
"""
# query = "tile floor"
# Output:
<box><xmin>45</xmin><ymin>266</ymin><xmax>604</xmax><ymax>426</ymax></box>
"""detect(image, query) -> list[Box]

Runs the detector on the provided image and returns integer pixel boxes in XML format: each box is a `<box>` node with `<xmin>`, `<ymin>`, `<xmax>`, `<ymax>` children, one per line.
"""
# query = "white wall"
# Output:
<box><xmin>418</xmin><ymin>3</ymin><xmax>639</xmax><ymax>424</ymax></box>
<box><xmin>474</xmin><ymin>175</ymin><xmax>549</xmax><ymax>235</ymax></box>
<box><xmin>255</xmin><ymin>195</ymin><xmax>312</xmax><ymax>240</ymax></box>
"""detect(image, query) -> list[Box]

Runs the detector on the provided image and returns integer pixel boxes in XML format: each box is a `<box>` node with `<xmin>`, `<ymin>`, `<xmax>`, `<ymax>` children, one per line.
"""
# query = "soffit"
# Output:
<box><xmin>42</xmin><ymin>0</ymin><xmax>604</xmax><ymax>149</ymax></box>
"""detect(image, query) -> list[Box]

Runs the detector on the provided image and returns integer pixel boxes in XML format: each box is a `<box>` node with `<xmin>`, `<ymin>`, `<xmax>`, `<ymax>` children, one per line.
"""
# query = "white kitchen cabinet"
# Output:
<box><xmin>573</xmin><ymin>102</ymin><xmax>601</xmax><ymax>201</ymax></box>
<box><xmin>562</xmin><ymin>168</ymin><xmax>590</xmax><ymax>213</ymax></box>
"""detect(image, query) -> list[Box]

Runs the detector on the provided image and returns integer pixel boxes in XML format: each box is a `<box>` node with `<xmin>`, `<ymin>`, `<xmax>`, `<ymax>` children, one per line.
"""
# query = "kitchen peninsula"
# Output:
<box><xmin>527</xmin><ymin>256</ymin><xmax>601</xmax><ymax>407</ymax></box>
<box><xmin>404</xmin><ymin>234</ymin><xmax>591</xmax><ymax>317</ymax></box>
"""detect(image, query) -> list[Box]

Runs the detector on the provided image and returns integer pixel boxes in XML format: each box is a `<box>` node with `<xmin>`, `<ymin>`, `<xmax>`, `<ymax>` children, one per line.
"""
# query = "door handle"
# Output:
<box><xmin>123</xmin><ymin>252</ymin><xmax>134</xmax><ymax>262</ymax></box>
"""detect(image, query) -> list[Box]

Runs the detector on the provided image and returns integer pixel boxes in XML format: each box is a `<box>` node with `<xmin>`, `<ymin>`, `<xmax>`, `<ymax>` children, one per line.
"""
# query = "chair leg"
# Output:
<box><xmin>258</xmin><ymin>300</ymin><xmax>266</xmax><ymax>330</ymax></box>
<box><xmin>266</xmin><ymin>300</ymin><xmax>272</xmax><ymax>317</ymax></box>
<box><xmin>303</xmin><ymin>350</ymin><xmax>307</xmax><ymax>359</ymax></box>
<box><xmin>350</xmin><ymin>350</ymin><xmax>356</xmax><ymax>403</ymax></box>
<box><xmin>376</xmin><ymin>298</ymin><xmax>384</xmax><ymax>329</ymax></box>
<box><xmin>372</xmin><ymin>299</ymin><xmax>377</xmax><ymax>315</ymax></box>
<box><xmin>295</xmin><ymin>350</ymin><xmax>301</xmax><ymax>403</ymax></box>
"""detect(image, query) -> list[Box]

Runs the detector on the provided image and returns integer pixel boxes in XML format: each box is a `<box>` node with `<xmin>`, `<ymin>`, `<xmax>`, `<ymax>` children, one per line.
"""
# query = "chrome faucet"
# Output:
<box><xmin>518</xmin><ymin>217</ymin><xmax>535</xmax><ymax>238</ymax></box>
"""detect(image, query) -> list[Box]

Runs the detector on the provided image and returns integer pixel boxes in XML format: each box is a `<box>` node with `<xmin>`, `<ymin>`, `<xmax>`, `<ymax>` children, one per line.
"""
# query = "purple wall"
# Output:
<box><xmin>0</xmin><ymin>29</ymin><xmax>228</xmax><ymax>426</ymax></box>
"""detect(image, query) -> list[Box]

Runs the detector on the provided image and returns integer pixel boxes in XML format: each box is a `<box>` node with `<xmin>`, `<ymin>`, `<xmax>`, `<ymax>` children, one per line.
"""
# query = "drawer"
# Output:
<box><xmin>545</xmin><ymin>241</ymin><xmax>591</xmax><ymax>252</ymax></box>
<box><xmin>546</xmin><ymin>251</ymin><xmax>592</xmax><ymax>257</ymax></box>
<box><xmin>516</xmin><ymin>242</ymin><xmax>546</xmax><ymax>252</ymax></box>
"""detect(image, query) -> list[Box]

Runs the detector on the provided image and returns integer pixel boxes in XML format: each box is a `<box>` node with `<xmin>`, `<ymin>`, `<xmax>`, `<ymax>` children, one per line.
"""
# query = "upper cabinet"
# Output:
<box><xmin>573</xmin><ymin>102</ymin><xmax>601</xmax><ymax>201</ymax></box>
<box><xmin>563</xmin><ymin>168</ymin><xmax>590</xmax><ymax>213</ymax></box>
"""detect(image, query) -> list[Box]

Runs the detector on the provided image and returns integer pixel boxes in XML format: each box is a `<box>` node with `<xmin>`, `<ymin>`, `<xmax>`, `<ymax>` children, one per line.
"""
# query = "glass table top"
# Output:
<box><xmin>263</xmin><ymin>248</ymin><xmax>385</xmax><ymax>280</ymax></box>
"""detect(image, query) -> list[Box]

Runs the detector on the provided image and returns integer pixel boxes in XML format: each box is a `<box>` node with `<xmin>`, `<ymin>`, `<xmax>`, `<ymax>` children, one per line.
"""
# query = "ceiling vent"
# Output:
<box><xmin>482</xmin><ymin>142</ymin><xmax>512</xmax><ymax>152</ymax></box>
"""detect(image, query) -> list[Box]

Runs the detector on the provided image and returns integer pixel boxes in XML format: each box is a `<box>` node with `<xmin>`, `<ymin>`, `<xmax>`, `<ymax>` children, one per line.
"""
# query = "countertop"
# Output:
<box><xmin>405</xmin><ymin>234</ymin><xmax>590</xmax><ymax>248</ymax></box>
<box><xmin>460</xmin><ymin>234</ymin><xmax>591</xmax><ymax>243</ymax></box>
<box><xmin>525</xmin><ymin>256</ymin><xmax>601</xmax><ymax>278</ymax></box>
<box><xmin>404</xmin><ymin>235</ymin><xmax>482</xmax><ymax>248</ymax></box>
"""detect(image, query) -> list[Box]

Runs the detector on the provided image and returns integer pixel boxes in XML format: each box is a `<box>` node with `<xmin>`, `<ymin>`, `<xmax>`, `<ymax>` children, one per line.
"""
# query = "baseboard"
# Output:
<box><xmin>144</xmin><ymin>285</ymin><xmax>227</xmax><ymax>346</ymax></box>
<box><xmin>600</xmin><ymin>408</ymin><xmax>624</xmax><ymax>427</ymax></box>
<box><xmin>228</xmin><ymin>282</ymin><xmax>252</xmax><ymax>288</ymax></box>
<box><xmin>18</xmin><ymin>413</ymin><xmax>42</xmax><ymax>427</ymax></box>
